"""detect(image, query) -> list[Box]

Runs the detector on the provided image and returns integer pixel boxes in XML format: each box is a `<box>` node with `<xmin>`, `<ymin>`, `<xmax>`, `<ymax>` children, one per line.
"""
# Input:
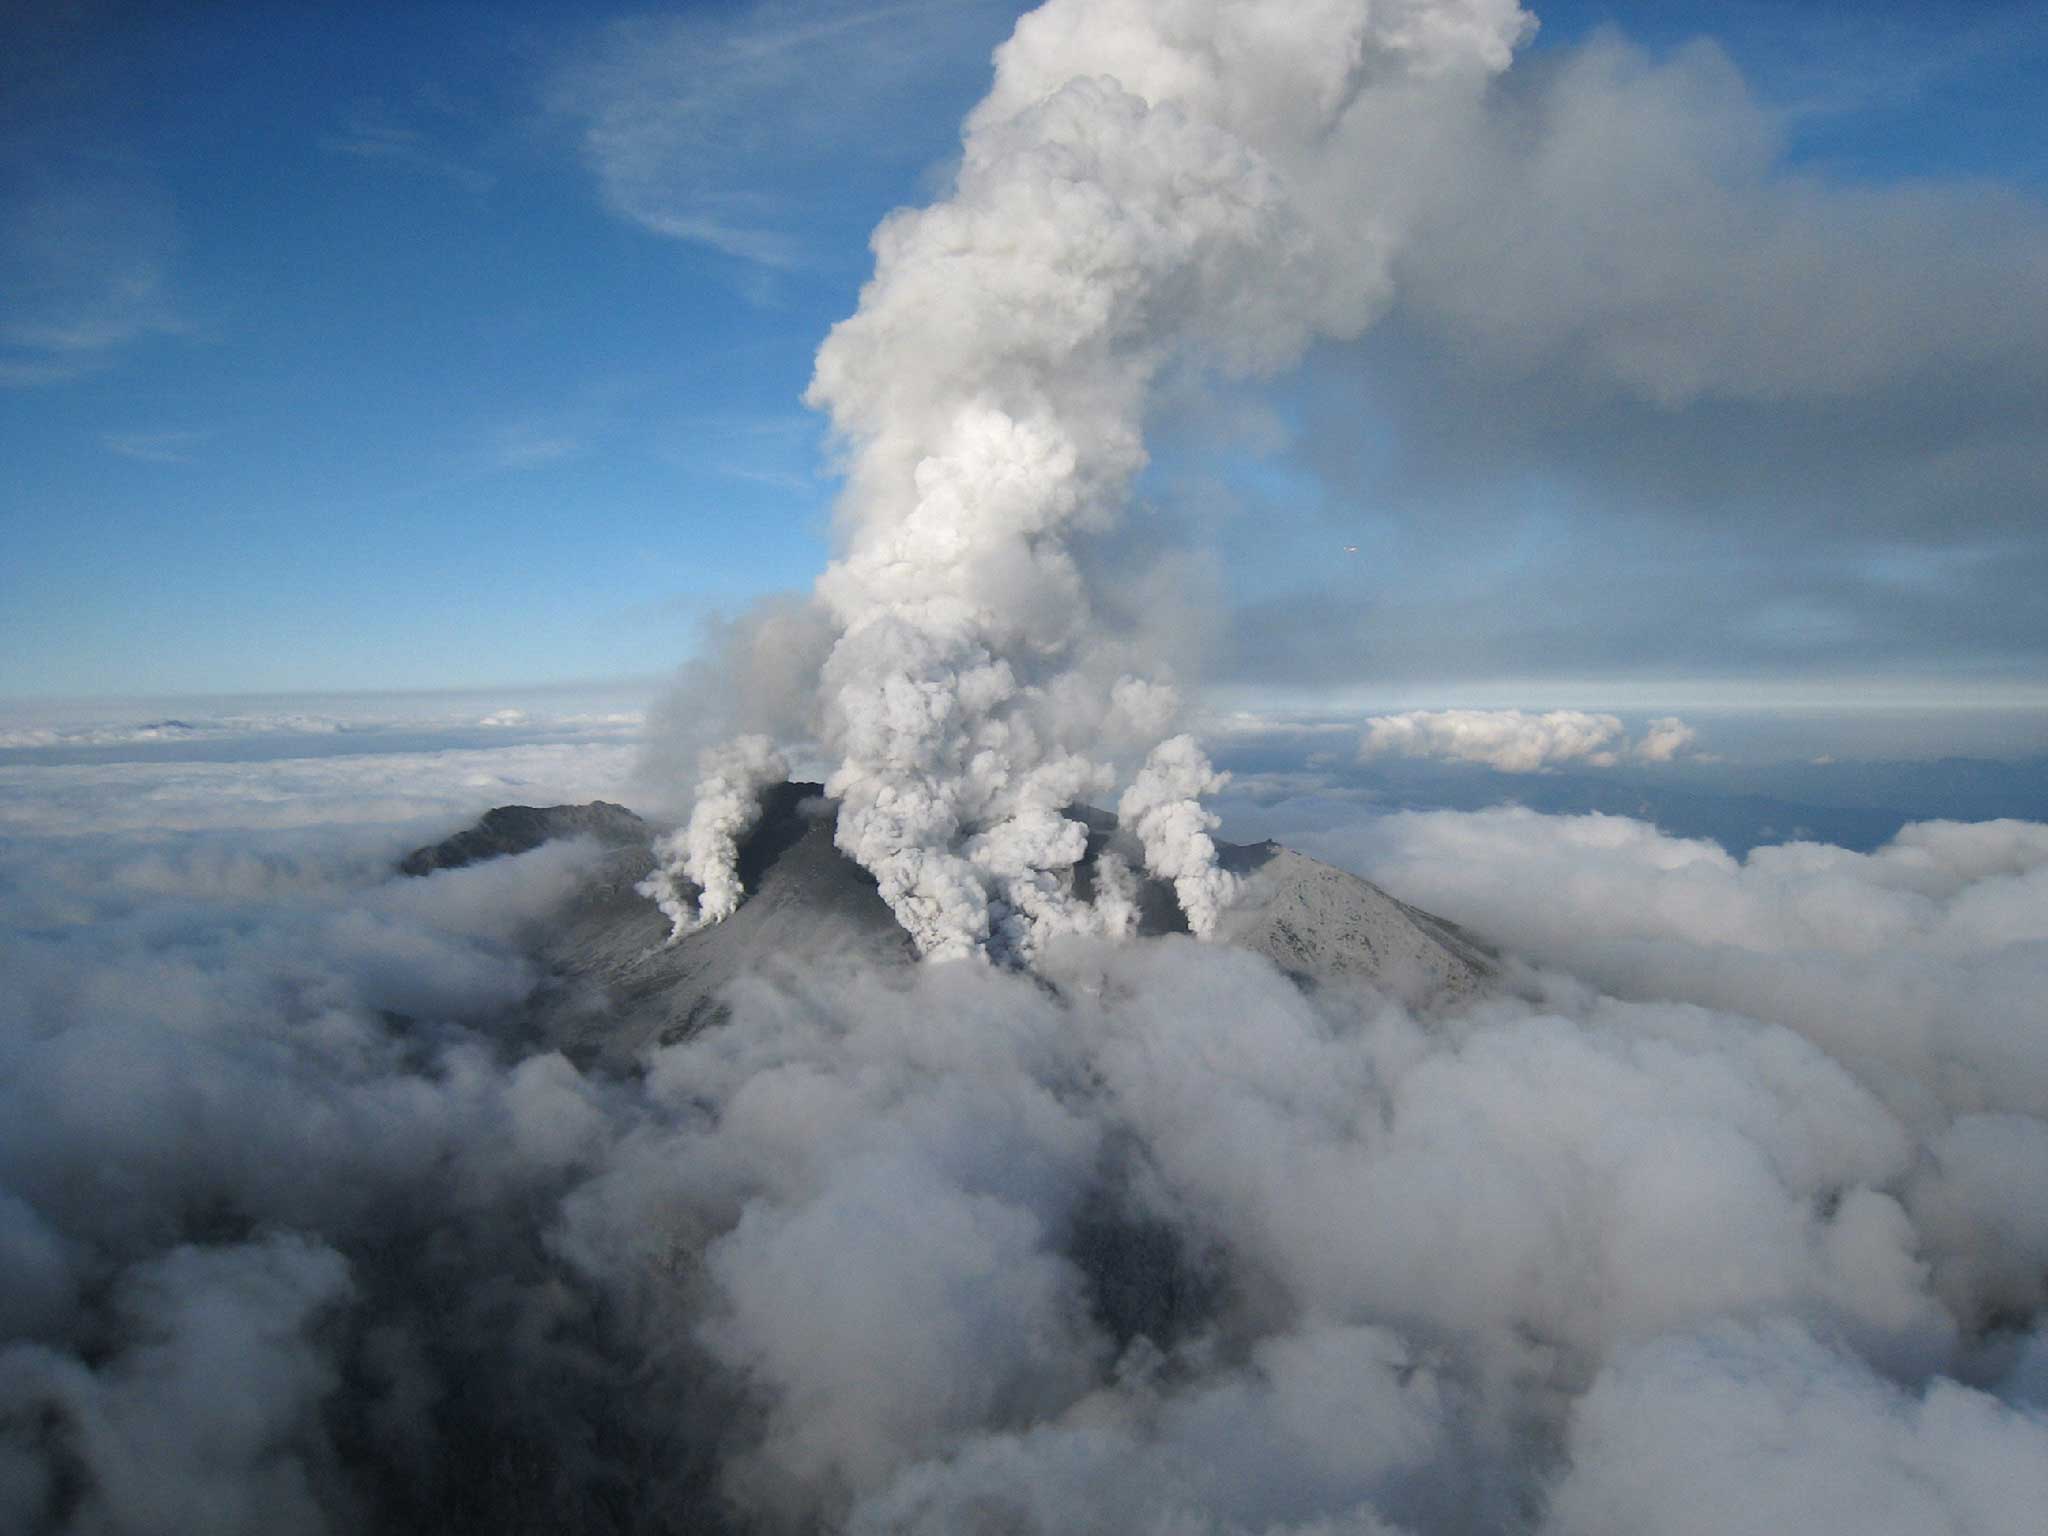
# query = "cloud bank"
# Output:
<box><xmin>1329</xmin><ymin>807</ymin><xmax>2048</xmax><ymax>1136</ymax></box>
<box><xmin>6</xmin><ymin>773</ymin><xmax>2048</xmax><ymax>1532</ymax></box>
<box><xmin>1358</xmin><ymin>708</ymin><xmax>1697</xmax><ymax>771</ymax></box>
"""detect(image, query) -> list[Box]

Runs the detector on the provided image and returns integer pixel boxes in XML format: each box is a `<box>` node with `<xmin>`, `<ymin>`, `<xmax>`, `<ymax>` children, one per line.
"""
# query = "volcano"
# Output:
<box><xmin>403</xmin><ymin>784</ymin><xmax>1495</xmax><ymax>1070</ymax></box>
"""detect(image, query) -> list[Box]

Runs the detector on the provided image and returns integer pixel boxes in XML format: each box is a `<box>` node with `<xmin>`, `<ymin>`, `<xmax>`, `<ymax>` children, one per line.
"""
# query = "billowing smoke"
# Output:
<box><xmin>642</xmin><ymin>735</ymin><xmax>789</xmax><ymax>934</ymax></box>
<box><xmin>649</xmin><ymin>0</ymin><xmax>1535</xmax><ymax>959</ymax></box>
<box><xmin>1117</xmin><ymin>732</ymin><xmax>1238</xmax><ymax>938</ymax></box>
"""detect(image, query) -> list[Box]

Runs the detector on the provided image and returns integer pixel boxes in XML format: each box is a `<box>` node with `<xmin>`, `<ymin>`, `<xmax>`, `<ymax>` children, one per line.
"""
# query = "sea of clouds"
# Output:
<box><xmin>3</xmin><ymin>704</ymin><xmax>2046</xmax><ymax>1534</ymax></box>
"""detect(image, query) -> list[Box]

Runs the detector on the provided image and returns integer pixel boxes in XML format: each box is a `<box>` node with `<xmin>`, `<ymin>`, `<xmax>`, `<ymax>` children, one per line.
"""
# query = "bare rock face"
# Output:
<box><xmin>399</xmin><ymin>785</ymin><xmax>1494</xmax><ymax>1070</ymax></box>
<box><xmin>529</xmin><ymin>784</ymin><xmax>916</xmax><ymax>1069</ymax></box>
<box><xmin>398</xmin><ymin>801</ymin><xmax>648</xmax><ymax>876</ymax></box>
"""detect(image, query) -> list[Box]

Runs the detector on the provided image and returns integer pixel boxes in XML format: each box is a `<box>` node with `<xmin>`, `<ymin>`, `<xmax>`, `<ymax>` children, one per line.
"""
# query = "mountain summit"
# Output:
<box><xmin>403</xmin><ymin>784</ymin><xmax>1494</xmax><ymax>1069</ymax></box>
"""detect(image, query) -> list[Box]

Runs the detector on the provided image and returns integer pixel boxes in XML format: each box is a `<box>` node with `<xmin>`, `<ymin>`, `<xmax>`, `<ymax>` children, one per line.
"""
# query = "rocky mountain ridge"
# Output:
<box><xmin>402</xmin><ymin>785</ymin><xmax>1495</xmax><ymax>1069</ymax></box>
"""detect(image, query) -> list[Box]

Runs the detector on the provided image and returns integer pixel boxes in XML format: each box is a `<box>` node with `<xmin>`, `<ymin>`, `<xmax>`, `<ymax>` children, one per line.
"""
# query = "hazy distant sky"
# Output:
<box><xmin>3</xmin><ymin>0</ymin><xmax>2043</xmax><ymax>702</ymax></box>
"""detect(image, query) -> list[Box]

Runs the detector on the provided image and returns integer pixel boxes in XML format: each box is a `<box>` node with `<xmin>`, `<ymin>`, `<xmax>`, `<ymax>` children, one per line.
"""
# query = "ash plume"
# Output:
<box><xmin>651</xmin><ymin>0</ymin><xmax>1534</xmax><ymax>960</ymax></box>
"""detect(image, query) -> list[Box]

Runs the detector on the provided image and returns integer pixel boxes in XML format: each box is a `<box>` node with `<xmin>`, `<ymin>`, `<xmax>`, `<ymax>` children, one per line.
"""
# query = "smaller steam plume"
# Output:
<box><xmin>1118</xmin><ymin>734</ymin><xmax>1239</xmax><ymax>939</ymax></box>
<box><xmin>642</xmin><ymin>735</ymin><xmax>788</xmax><ymax>935</ymax></box>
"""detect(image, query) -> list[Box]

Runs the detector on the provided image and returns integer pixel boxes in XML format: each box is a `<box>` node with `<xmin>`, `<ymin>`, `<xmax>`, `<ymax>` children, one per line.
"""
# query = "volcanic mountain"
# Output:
<box><xmin>404</xmin><ymin>783</ymin><xmax>1495</xmax><ymax>1070</ymax></box>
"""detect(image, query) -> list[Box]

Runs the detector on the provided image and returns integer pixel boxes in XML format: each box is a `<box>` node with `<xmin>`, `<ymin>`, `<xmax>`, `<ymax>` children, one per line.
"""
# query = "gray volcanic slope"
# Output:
<box><xmin>405</xmin><ymin>783</ymin><xmax>1493</xmax><ymax>1069</ymax></box>
<box><xmin>398</xmin><ymin>800</ymin><xmax>649</xmax><ymax>875</ymax></box>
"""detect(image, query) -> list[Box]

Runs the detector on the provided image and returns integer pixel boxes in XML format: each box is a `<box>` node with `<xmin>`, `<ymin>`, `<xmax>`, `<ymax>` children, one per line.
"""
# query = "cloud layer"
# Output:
<box><xmin>4</xmin><ymin>716</ymin><xmax>2047</xmax><ymax>1532</ymax></box>
<box><xmin>1359</xmin><ymin>708</ymin><xmax>1697</xmax><ymax>771</ymax></box>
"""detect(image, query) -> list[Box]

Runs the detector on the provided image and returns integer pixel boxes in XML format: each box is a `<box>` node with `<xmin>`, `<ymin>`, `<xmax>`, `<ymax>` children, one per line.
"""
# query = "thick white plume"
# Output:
<box><xmin>642</xmin><ymin>734</ymin><xmax>788</xmax><ymax>938</ymax></box>
<box><xmin>1117</xmin><ymin>734</ymin><xmax>1237</xmax><ymax>938</ymax></box>
<box><xmin>681</xmin><ymin>0</ymin><xmax>1533</xmax><ymax>959</ymax></box>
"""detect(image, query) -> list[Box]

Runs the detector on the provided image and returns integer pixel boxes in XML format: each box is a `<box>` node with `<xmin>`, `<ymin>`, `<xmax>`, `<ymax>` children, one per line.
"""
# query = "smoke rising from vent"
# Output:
<box><xmin>649</xmin><ymin>0</ymin><xmax>1535</xmax><ymax>958</ymax></box>
<box><xmin>642</xmin><ymin>735</ymin><xmax>789</xmax><ymax>934</ymax></box>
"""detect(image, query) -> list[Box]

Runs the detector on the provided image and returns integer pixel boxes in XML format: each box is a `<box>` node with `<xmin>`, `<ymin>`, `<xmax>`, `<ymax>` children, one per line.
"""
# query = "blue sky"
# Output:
<box><xmin>3</xmin><ymin>0</ymin><xmax>2044</xmax><ymax>703</ymax></box>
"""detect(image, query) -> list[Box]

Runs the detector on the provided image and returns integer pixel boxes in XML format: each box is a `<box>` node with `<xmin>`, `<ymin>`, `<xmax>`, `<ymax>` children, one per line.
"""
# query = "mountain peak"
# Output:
<box><xmin>399</xmin><ymin>800</ymin><xmax>647</xmax><ymax>876</ymax></box>
<box><xmin>402</xmin><ymin>787</ymin><xmax>1494</xmax><ymax>1069</ymax></box>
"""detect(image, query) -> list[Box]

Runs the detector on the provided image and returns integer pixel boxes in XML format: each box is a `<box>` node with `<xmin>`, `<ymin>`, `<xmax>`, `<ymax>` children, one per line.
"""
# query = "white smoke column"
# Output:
<box><xmin>1091</xmin><ymin>849</ymin><xmax>1143</xmax><ymax>941</ymax></box>
<box><xmin>642</xmin><ymin>734</ymin><xmax>789</xmax><ymax>938</ymax></box>
<box><xmin>1117</xmin><ymin>734</ymin><xmax>1238</xmax><ymax>937</ymax></box>
<box><xmin>683</xmin><ymin>0</ymin><xmax>1532</xmax><ymax>959</ymax></box>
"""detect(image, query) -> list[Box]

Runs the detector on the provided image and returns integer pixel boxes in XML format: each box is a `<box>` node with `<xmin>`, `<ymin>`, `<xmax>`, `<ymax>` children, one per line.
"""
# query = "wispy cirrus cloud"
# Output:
<box><xmin>549</xmin><ymin>0</ymin><xmax>1019</xmax><ymax>268</ymax></box>
<box><xmin>320</xmin><ymin>99</ymin><xmax>495</xmax><ymax>195</ymax></box>
<box><xmin>101</xmin><ymin>429</ymin><xmax>207</xmax><ymax>465</ymax></box>
<box><xmin>0</xmin><ymin>173</ymin><xmax>188</xmax><ymax>388</ymax></box>
<box><xmin>486</xmin><ymin>421</ymin><xmax>584</xmax><ymax>471</ymax></box>
<box><xmin>1691</xmin><ymin>0</ymin><xmax>2048</xmax><ymax>132</ymax></box>
<box><xmin>652</xmin><ymin>409</ymin><xmax>823</xmax><ymax>492</ymax></box>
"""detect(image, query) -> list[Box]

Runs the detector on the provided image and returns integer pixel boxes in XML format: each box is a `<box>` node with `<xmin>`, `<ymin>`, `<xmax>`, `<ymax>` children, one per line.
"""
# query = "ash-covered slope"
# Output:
<box><xmin>405</xmin><ymin>784</ymin><xmax>1493</xmax><ymax>1069</ymax></box>
<box><xmin>1214</xmin><ymin>842</ymin><xmax>1495</xmax><ymax>1003</ymax></box>
<box><xmin>529</xmin><ymin>784</ymin><xmax>918</xmax><ymax>1068</ymax></box>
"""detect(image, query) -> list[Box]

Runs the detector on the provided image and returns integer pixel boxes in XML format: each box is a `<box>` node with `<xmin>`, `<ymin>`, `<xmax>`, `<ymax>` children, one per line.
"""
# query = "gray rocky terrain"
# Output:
<box><xmin>398</xmin><ymin>800</ymin><xmax>649</xmax><ymax>875</ymax></box>
<box><xmin>402</xmin><ymin>783</ymin><xmax>1494</xmax><ymax>1070</ymax></box>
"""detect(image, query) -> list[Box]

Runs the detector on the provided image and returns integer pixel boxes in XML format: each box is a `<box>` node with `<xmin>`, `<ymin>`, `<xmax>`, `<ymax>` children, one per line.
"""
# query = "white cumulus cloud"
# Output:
<box><xmin>1358</xmin><ymin>707</ymin><xmax>1698</xmax><ymax>771</ymax></box>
